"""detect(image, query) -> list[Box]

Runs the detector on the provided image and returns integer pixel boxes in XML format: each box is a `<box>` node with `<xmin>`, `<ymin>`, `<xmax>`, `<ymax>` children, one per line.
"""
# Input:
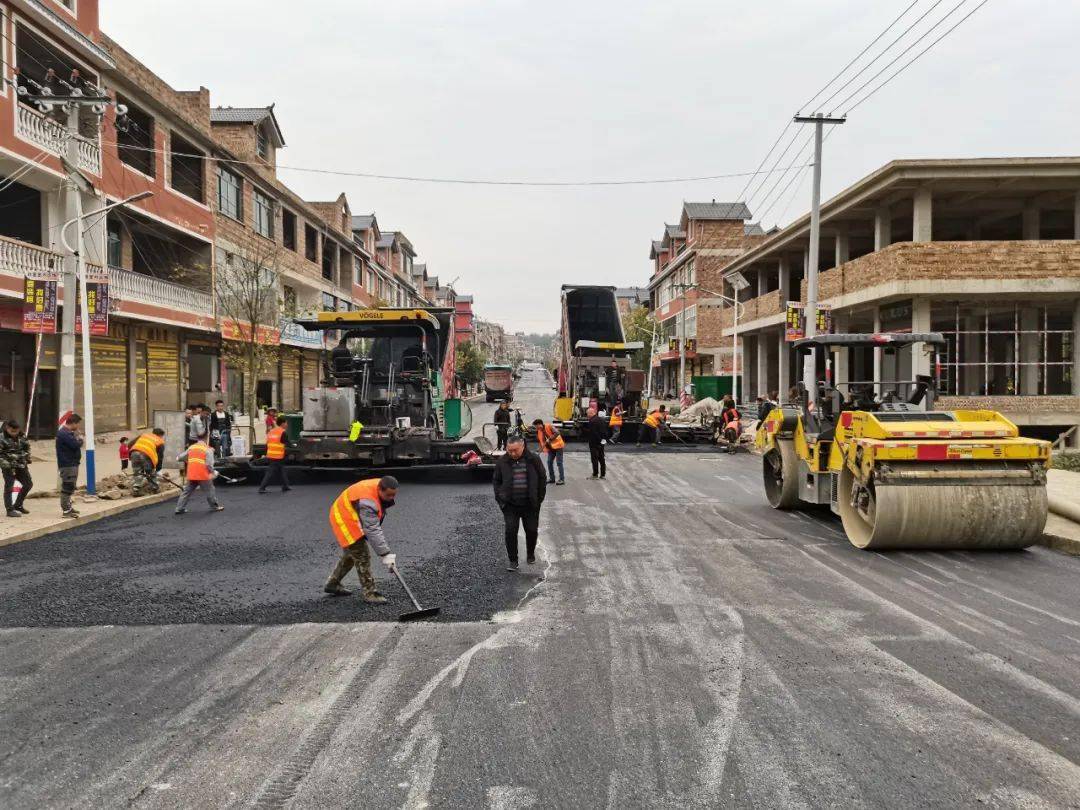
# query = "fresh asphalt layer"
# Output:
<box><xmin>2</xmin><ymin>368</ymin><xmax>1079</xmax><ymax>808</ymax></box>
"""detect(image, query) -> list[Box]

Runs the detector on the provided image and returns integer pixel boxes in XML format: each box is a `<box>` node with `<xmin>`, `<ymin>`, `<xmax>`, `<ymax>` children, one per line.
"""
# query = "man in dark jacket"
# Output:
<box><xmin>492</xmin><ymin>434</ymin><xmax>547</xmax><ymax>570</ymax></box>
<box><xmin>56</xmin><ymin>413</ymin><xmax>83</xmax><ymax>518</ymax></box>
<box><xmin>0</xmin><ymin>420</ymin><xmax>32</xmax><ymax>517</ymax></box>
<box><xmin>584</xmin><ymin>406</ymin><xmax>609</xmax><ymax>480</ymax></box>
<box><xmin>493</xmin><ymin>401</ymin><xmax>512</xmax><ymax>450</ymax></box>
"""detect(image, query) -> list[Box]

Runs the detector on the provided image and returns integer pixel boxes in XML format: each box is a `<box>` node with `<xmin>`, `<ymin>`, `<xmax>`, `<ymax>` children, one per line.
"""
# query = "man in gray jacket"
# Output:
<box><xmin>324</xmin><ymin>476</ymin><xmax>399</xmax><ymax>603</ymax></box>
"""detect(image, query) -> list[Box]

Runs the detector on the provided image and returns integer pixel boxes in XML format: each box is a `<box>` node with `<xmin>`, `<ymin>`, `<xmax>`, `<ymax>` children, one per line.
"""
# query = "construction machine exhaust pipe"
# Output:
<box><xmin>392</xmin><ymin>568</ymin><xmax>441</xmax><ymax>621</ymax></box>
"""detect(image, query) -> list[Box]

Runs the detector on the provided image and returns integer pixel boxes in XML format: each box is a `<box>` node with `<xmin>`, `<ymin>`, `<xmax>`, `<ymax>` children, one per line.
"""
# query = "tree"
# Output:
<box><xmin>455</xmin><ymin>341</ymin><xmax>486</xmax><ymax>391</ymax></box>
<box><xmin>621</xmin><ymin>305</ymin><xmax>657</xmax><ymax>370</ymax></box>
<box><xmin>216</xmin><ymin>234</ymin><xmax>284</xmax><ymax>448</ymax></box>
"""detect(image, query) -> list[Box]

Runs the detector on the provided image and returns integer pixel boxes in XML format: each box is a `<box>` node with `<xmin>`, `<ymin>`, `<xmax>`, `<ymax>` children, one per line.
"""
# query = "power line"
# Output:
<box><xmin>841</xmin><ymin>0</ymin><xmax>991</xmax><ymax>115</ymax></box>
<box><xmin>744</xmin><ymin>126</ymin><xmax>803</xmax><ymax>210</ymax></box>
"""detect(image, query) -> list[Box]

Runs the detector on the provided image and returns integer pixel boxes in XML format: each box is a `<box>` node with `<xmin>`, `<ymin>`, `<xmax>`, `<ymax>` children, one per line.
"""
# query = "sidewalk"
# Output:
<box><xmin>0</xmin><ymin>489</ymin><xmax>176</xmax><ymax>548</ymax></box>
<box><xmin>1043</xmin><ymin>468</ymin><xmax>1080</xmax><ymax>555</ymax></box>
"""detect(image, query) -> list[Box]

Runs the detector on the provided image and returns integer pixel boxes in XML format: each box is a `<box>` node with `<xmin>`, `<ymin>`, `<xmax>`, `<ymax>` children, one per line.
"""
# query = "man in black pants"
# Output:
<box><xmin>493</xmin><ymin>400</ymin><xmax>512</xmax><ymax>450</ymax></box>
<box><xmin>492</xmin><ymin>434</ymin><xmax>547</xmax><ymax>571</ymax></box>
<box><xmin>584</xmin><ymin>406</ymin><xmax>608</xmax><ymax>479</ymax></box>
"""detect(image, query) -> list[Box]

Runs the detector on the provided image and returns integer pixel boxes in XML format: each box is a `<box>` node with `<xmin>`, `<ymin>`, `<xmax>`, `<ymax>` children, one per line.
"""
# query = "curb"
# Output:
<box><xmin>0</xmin><ymin>490</ymin><xmax>176</xmax><ymax>548</ymax></box>
<box><xmin>1038</xmin><ymin>532</ymin><xmax>1080</xmax><ymax>556</ymax></box>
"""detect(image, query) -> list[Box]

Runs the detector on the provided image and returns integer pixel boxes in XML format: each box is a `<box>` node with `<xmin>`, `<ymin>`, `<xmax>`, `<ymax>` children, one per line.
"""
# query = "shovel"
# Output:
<box><xmin>392</xmin><ymin>568</ymin><xmax>441</xmax><ymax>621</ymax></box>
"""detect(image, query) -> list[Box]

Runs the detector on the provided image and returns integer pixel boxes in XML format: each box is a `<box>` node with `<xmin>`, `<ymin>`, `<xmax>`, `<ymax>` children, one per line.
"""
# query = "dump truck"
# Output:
<box><xmin>756</xmin><ymin>332</ymin><xmax>1050</xmax><ymax>550</ymax></box>
<box><xmin>552</xmin><ymin>285</ymin><xmax>644</xmax><ymax>438</ymax></box>
<box><xmin>483</xmin><ymin>364</ymin><xmax>514</xmax><ymax>402</ymax></box>
<box><xmin>243</xmin><ymin>308</ymin><xmax>491</xmax><ymax>473</ymax></box>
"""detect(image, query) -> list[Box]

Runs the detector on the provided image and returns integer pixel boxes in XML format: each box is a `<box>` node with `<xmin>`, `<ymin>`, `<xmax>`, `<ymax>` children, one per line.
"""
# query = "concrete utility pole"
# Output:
<box><xmin>794</xmin><ymin>113</ymin><xmax>844</xmax><ymax>406</ymax></box>
<box><xmin>678</xmin><ymin>284</ymin><xmax>687</xmax><ymax>396</ymax></box>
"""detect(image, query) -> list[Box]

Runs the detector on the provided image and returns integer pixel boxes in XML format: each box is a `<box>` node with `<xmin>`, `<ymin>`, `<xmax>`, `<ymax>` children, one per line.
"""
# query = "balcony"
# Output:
<box><xmin>16</xmin><ymin>104</ymin><xmax>101</xmax><ymax>176</ymax></box>
<box><xmin>107</xmin><ymin>265</ymin><xmax>213</xmax><ymax>315</ymax></box>
<box><xmin>0</xmin><ymin>235</ymin><xmax>61</xmax><ymax>277</ymax></box>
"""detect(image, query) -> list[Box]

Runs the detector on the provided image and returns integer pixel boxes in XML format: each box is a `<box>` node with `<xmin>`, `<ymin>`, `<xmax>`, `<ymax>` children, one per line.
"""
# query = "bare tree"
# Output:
<box><xmin>216</xmin><ymin>233</ymin><xmax>284</xmax><ymax>448</ymax></box>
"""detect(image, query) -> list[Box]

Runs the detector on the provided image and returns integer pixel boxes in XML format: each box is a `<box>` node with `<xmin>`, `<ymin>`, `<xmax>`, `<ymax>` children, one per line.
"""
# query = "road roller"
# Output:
<box><xmin>756</xmin><ymin>332</ymin><xmax>1051</xmax><ymax>550</ymax></box>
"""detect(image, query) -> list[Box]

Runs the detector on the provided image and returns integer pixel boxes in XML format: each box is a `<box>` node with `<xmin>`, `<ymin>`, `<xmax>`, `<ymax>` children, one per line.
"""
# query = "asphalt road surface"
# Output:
<box><xmin>2</xmin><ymin>367</ymin><xmax>1079</xmax><ymax>808</ymax></box>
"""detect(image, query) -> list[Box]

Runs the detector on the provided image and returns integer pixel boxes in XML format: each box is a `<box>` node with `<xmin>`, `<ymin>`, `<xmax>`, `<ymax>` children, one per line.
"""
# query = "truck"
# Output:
<box><xmin>552</xmin><ymin>285</ymin><xmax>644</xmax><ymax>437</ymax></box>
<box><xmin>241</xmin><ymin>308</ymin><xmax>492</xmax><ymax>474</ymax></box>
<box><xmin>483</xmin><ymin>364</ymin><xmax>514</xmax><ymax>402</ymax></box>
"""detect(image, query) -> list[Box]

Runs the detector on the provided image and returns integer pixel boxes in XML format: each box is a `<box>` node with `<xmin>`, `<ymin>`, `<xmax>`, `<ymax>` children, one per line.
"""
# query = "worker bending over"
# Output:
<box><xmin>129</xmin><ymin>428</ymin><xmax>166</xmax><ymax>495</ymax></box>
<box><xmin>532</xmin><ymin>419</ymin><xmax>566</xmax><ymax>485</ymax></box>
<box><xmin>174</xmin><ymin>434</ymin><xmax>224</xmax><ymax>514</ymax></box>
<box><xmin>637</xmin><ymin>405</ymin><xmax>667</xmax><ymax>447</ymax></box>
<box><xmin>324</xmin><ymin>475</ymin><xmax>399</xmax><ymax>603</ymax></box>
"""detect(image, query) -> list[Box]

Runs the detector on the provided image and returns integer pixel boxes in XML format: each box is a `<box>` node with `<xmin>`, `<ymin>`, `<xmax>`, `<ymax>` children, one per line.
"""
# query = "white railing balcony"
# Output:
<box><xmin>15</xmin><ymin>104</ymin><xmax>101</xmax><ymax>176</ymax></box>
<box><xmin>0</xmin><ymin>235</ymin><xmax>62</xmax><ymax>277</ymax></box>
<box><xmin>107</xmin><ymin>265</ymin><xmax>214</xmax><ymax>315</ymax></box>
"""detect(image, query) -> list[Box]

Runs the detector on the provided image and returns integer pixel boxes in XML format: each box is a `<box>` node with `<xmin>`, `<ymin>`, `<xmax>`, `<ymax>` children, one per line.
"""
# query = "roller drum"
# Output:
<box><xmin>764</xmin><ymin>439</ymin><xmax>801</xmax><ymax>509</ymax></box>
<box><xmin>838</xmin><ymin>464</ymin><xmax>1047</xmax><ymax>551</ymax></box>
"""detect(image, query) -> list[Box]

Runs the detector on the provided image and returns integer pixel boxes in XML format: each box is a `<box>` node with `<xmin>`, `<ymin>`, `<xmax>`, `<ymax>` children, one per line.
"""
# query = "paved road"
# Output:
<box><xmin>2</xmin><ymin>368</ymin><xmax>1079</xmax><ymax>807</ymax></box>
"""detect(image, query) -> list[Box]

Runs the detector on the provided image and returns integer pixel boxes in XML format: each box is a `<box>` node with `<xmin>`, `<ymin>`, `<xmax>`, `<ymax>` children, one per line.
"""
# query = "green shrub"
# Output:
<box><xmin>1052</xmin><ymin>451</ymin><xmax>1080</xmax><ymax>473</ymax></box>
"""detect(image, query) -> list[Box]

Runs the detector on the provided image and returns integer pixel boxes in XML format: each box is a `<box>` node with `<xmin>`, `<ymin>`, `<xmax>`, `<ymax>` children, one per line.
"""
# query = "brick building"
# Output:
<box><xmin>714</xmin><ymin>158</ymin><xmax>1080</xmax><ymax>441</ymax></box>
<box><xmin>647</xmin><ymin>202</ymin><xmax>766</xmax><ymax>395</ymax></box>
<box><xmin>454</xmin><ymin>295</ymin><xmax>475</xmax><ymax>349</ymax></box>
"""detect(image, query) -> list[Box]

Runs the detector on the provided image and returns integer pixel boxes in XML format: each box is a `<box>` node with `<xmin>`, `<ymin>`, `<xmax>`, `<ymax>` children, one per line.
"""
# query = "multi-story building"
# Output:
<box><xmin>615</xmin><ymin>287</ymin><xmax>648</xmax><ymax>316</ymax></box>
<box><xmin>474</xmin><ymin>319</ymin><xmax>504</xmax><ymax>362</ymax></box>
<box><xmin>716</xmin><ymin>157</ymin><xmax>1080</xmax><ymax>441</ymax></box>
<box><xmin>647</xmin><ymin>202</ymin><xmax>766</xmax><ymax>395</ymax></box>
<box><xmin>454</xmin><ymin>295</ymin><xmax>475</xmax><ymax>349</ymax></box>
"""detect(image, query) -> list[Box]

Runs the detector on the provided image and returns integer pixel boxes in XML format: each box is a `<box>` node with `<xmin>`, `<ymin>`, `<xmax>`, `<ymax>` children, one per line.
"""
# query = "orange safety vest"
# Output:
<box><xmin>644</xmin><ymin>410</ymin><xmax>664</xmax><ymax>429</ymax></box>
<box><xmin>266</xmin><ymin>426</ymin><xmax>286</xmax><ymax>460</ymax></box>
<box><xmin>609</xmin><ymin>408</ymin><xmax>624</xmax><ymax>427</ymax></box>
<box><xmin>186</xmin><ymin>442</ymin><xmax>211</xmax><ymax>481</ymax></box>
<box><xmin>537</xmin><ymin>423</ymin><xmax>565</xmax><ymax>452</ymax></box>
<box><xmin>131</xmin><ymin>433</ymin><xmax>165</xmax><ymax>467</ymax></box>
<box><xmin>329</xmin><ymin>478</ymin><xmax>384</xmax><ymax>549</ymax></box>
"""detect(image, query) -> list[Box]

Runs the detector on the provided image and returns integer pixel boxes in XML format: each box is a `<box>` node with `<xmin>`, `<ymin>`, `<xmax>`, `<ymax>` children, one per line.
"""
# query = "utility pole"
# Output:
<box><xmin>678</xmin><ymin>284</ymin><xmax>687</xmax><ymax>399</ymax></box>
<box><xmin>794</xmin><ymin>113</ymin><xmax>844</xmax><ymax>406</ymax></box>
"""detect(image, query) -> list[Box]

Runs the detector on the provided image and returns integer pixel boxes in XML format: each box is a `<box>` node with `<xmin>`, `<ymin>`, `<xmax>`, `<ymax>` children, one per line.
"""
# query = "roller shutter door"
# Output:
<box><xmin>75</xmin><ymin>336</ymin><xmax>128</xmax><ymax>433</ymax></box>
<box><xmin>281</xmin><ymin>349</ymin><xmax>300</xmax><ymax>411</ymax></box>
<box><xmin>147</xmin><ymin>341</ymin><xmax>181</xmax><ymax>415</ymax></box>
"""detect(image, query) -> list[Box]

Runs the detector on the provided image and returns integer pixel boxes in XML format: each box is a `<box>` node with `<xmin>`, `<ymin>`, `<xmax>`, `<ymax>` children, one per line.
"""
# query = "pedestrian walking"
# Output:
<box><xmin>532</xmin><ymin>418</ymin><xmax>565</xmax><ymax>485</ymax></box>
<box><xmin>323</xmin><ymin>475</ymin><xmax>399</xmax><ymax>603</ymax></box>
<box><xmin>129</xmin><ymin>428</ymin><xmax>166</xmax><ymax>495</ymax></box>
<box><xmin>493</xmin><ymin>401</ymin><xmax>512</xmax><ymax>450</ymax></box>
<box><xmin>0</xmin><ymin>420</ymin><xmax>32</xmax><ymax>517</ymax></box>
<box><xmin>493</xmin><ymin>434</ymin><xmax>547</xmax><ymax>570</ymax></box>
<box><xmin>56</xmin><ymin>413</ymin><xmax>83</xmax><ymax>519</ymax></box>
<box><xmin>584</xmin><ymin>406</ymin><xmax>609</xmax><ymax>479</ymax></box>
<box><xmin>608</xmin><ymin>401</ymin><xmax>624</xmax><ymax>443</ymax></box>
<box><xmin>258</xmin><ymin>415</ymin><xmax>291</xmax><ymax>494</ymax></box>
<box><xmin>174</xmin><ymin>435</ymin><xmax>224</xmax><ymax>514</ymax></box>
<box><xmin>637</xmin><ymin>405</ymin><xmax>667</xmax><ymax>446</ymax></box>
<box><xmin>118</xmin><ymin>437</ymin><xmax>130</xmax><ymax>471</ymax></box>
<box><xmin>209</xmin><ymin>400</ymin><xmax>233</xmax><ymax>458</ymax></box>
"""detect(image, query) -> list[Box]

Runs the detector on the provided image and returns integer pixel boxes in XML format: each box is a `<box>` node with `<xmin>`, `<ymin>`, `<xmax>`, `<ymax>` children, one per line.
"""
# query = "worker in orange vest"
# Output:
<box><xmin>636</xmin><ymin>405</ymin><xmax>667</xmax><ymax>447</ymax></box>
<box><xmin>608</xmin><ymin>402</ymin><xmax>625</xmax><ymax>444</ymax></box>
<box><xmin>324</xmin><ymin>475</ymin><xmax>399</xmax><ymax>602</ymax></box>
<box><xmin>174</xmin><ymin>434</ymin><xmax>224</xmax><ymax>514</ymax></box>
<box><xmin>531</xmin><ymin>418</ymin><xmax>566</xmax><ymax>485</ymax></box>
<box><xmin>129</xmin><ymin>428</ymin><xmax>166</xmax><ymax>496</ymax></box>
<box><xmin>258</xmin><ymin>415</ymin><xmax>292</xmax><ymax>494</ymax></box>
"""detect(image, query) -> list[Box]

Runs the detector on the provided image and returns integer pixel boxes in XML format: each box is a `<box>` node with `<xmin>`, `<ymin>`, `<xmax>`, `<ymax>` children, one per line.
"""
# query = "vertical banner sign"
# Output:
<box><xmin>785</xmin><ymin>302</ymin><xmax>833</xmax><ymax>342</ymax></box>
<box><xmin>22</xmin><ymin>268</ymin><xmax>59</xmax><ymax>333</ymax></box>
<box><xmin>76</xmin><ymin>268</ymin><xmax>110</xmax><ymax>336</ymax></box>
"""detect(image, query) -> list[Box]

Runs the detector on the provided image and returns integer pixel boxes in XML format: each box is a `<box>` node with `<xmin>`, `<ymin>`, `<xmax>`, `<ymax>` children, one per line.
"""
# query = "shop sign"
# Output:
<box><xmin>221</xmin><ymin>318</ymin><xmax>281</xmax><ymax>345</ymax></box>
<box><xmin>785</xmin><ymin>301</ymin><xmax>832</xmax><ymax>342</ymax></box>
<box><xmin>22</xmin><ymin>268</ymin><xmax>58</xmax><ymax>333</ymax></box>
<box><xmin>76</xmin><ymin>267</ymin><xmax>110</xmax><ymax>336</ymax></box>
<box><xmin>279</xmin><ymin>318</ymin><xmax>325</xmax><ymax>349</ymax></box>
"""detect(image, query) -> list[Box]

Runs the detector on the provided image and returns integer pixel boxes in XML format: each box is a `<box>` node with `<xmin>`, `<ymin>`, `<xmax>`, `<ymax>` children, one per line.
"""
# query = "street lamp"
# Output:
<box><xmin>60</xmin><ymin>190</ymin><xmax>153</xmax><ymax>495</ymax></box>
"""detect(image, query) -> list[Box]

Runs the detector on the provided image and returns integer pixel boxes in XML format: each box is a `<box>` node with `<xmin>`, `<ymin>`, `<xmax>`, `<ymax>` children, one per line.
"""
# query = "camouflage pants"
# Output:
<box><xmin>130</xmin><ymin>451</ymin><xmax>159</xmax><ymax>496</ymax></box>
<box><xmin>327</xmin><ymin>541</ymin><xmax>379</xmax><ymax>596</ymax></box>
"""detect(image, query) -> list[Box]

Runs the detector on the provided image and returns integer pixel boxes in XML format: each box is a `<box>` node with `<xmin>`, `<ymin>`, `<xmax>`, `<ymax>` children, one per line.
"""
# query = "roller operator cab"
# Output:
<box><xmin>755</xmin><ymin>332</ymin><xmax>1051</xmax><ymax>551</ymax></box>
<box><xmin>280</xmin><ymin>308</ymin><xmax>489</xmax><ymax>471</ymax></box>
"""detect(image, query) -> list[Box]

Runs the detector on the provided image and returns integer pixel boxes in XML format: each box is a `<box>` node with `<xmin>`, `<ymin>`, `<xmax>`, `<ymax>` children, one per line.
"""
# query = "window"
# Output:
<box><xmin>106</xmin><ymin>219</ymin><xmax>122</xmax><ymax>268</ymax></box>
<box><xmin>169</xmin><ymin>132</ymin><xmax>204</xmax><ymax>202</ymax></box>
<box><xmin>253</xmin><ymin>188</ymin><xmax>274</xmax><ymax>239</ymax></box>
<box><xmin>283</xmin><ymin>285</ymin><xmax>297</xmax><ymax>315</ymax></box>
<box><xmin>256</xmin><ymin>126</ymin><xmax>269</xmax><ymax>159</ymax></box>
<box><xmin>282</xmin><ymin>209</ymin><xmax>297</xmax><ymax>251</ymax></box>
<box><xmin>353</xmin><ymin>257</ymin><xmax>362</xmax><ymax>286</ymax></box>
<box><xmin>116</xmin><ymin>96</ymin><xmax>155</xmax><ymax>177</ymax></box>
<box><xmin>322</xmin><ymin>292</ymin><xmax>336</xmax><ymax>312</ymax></box>
<box><xmin>304</xmin><ymin>224</ymin><xmax>318</xmax><ymax>262</ymax></box>
<box><xmin>217</xmin><ymin>169</ymin><xmax>242</xmax><ymax>221</ymax></box>
<box><xmin>366</xmin><ymin>269</ymin><xmax>376</xmax><ymax>296</ymax></box>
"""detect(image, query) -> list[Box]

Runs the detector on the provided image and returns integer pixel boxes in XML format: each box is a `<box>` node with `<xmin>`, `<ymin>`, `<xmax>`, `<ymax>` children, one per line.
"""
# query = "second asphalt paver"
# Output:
<box><xmin>1</xmin><ymin>369</ymin><xmax>1078</xmax><ymax>807</ymax></box>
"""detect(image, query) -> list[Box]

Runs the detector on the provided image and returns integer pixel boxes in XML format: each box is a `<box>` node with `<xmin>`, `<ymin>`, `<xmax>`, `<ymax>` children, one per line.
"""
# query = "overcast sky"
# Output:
<box><xmin>102</xmin><ymin>0</ymin><xmax>1078</xmax><ymax>334</ymax></box>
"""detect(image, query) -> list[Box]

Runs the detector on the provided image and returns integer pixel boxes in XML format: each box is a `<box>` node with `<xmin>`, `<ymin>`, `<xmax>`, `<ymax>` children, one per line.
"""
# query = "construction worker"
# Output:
<box><xmin>637</xmin><ymin>405</ymin><xmax>667</xmax><ymax>447</ymax></box>
<box><xmin>532</xmin><ymin>418</ymin><xmax>565</xmax><ymax>485</ymax></box>
<box><xmin>721</xmin><ymin>397</ymin><xmax>742</xmax><ymax>454</ymax></box>
<box><xmin>258</xmin><ymin>415</ymin><xmax>292</xmax><ymax>494</ymax></box>
<box><xmin>174</xmin><ymin>434</ymin><xmax>224</xmax><ymax>514</ymax></box>
<box><xmin>608</xmin><ymin>401</ymin><xmax>624</xmax><ymax>444</ymax></box>
<box><xmin>324</xmin><ymin>475</ymin><xmax>399</xmax><ymax>603</ymax></box>
<box><xmin>129</xmin><ymin>428</ymin><xmax>166</xmax><ymax>496</ymax></box>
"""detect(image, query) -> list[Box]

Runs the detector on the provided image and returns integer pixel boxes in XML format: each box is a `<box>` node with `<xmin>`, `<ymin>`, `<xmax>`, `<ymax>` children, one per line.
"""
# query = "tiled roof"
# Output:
<box><xmin>210</xmin><ymin>105</ymin><xmax>285</xmax><ymax>146</ymax></box>
<box><xmin>664</xmin><ymin>223</ymin><xmax>686</xmax><ymax>238</ymax></box>
<box><xmin>351</xmin><ymin>214</ymin><xmax>377</xmax><ymax>231</ymax></box>
<box><xmin>744</xmin><ymin>222</ymin><xmax>765</xmax><ymax>236</ymax></box>
<box><xmin>683</xmin><ymin>201</ymin><xmax>752</xmax><ymax>221</ymax></box>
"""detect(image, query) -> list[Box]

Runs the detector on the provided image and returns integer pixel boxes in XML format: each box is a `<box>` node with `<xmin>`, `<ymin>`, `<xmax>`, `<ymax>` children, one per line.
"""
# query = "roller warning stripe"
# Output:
<box><xmin>892</xmin><ymin>430</ymin><xmax>1009</xmax><ymax>438</ymax></box>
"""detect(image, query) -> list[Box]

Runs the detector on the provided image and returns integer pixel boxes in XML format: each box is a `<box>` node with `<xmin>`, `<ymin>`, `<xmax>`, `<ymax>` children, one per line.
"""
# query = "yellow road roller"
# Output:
<box><xmin>756</xmin><ymin>332</ymin><xmax>1051</xmax><ymax>550</ymax></box>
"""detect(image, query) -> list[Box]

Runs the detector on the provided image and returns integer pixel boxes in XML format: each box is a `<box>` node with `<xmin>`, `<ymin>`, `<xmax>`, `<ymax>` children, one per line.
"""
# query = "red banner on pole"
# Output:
<box><xmin>75</xmin><ymin>268</ymin><xmax>110</xmax><ymax>336</ymax></box>
<box><xmin>22</xmin><ymin>269</ymin><xmax>59</xmax><ymax>333</ymax></box>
